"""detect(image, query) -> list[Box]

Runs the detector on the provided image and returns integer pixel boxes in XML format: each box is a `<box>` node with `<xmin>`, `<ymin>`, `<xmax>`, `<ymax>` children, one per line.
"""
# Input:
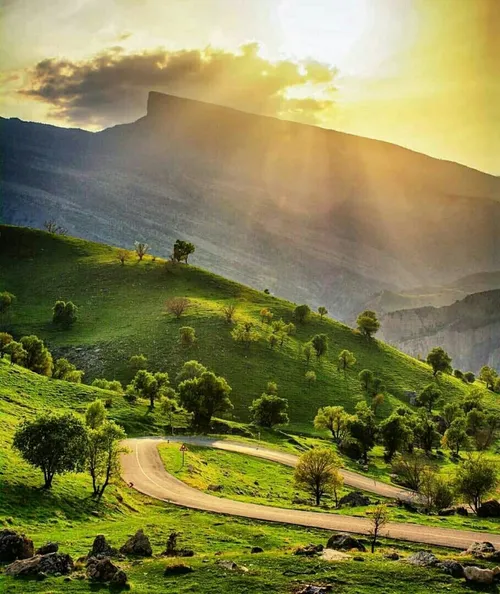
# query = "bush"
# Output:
<box><xmin>179</xmin><ymin>326</ymin><xmax>196</xmax><ymax>347</ymax></box>
<box><xmin>166</xmin><ymin>297</ymin><xmax>190</xmax><ymax>319</ymax></box>
<box><xmin>128</xmin><ymin>354</ymin><xmax>148</xmax><ymax>371</ymax></box>
<box><xmin>339</xmin><ymin>437</ymin><xmax>363</xmax><ymax>460</ymax></box>
<box><xmin>52</xmin><ymin>300</ymin><xmax>78</xmax><ymax>328</ymax></box>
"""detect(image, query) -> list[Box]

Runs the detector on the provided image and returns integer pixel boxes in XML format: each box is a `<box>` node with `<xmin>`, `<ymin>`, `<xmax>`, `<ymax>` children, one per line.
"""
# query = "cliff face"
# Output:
<box><xmin>380</xmin><ymin>290</ymin><xmax>500</xmax><ymax>372</ymax></box>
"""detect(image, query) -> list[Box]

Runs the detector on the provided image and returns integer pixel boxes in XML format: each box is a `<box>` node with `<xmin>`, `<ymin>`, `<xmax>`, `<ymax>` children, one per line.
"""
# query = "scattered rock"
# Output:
<box><xmin>0</xmin><ymin>529</ymin><xmax>34</xmax><ymax>562</ymax></box>
<box><xmin>437</xmin><ymin>508</ymin><xmax>456</xmax><ymax>516</ymax></box>
<box><xmin>296</xmin><ymin>585</ymin><xmax>332</xmax><ymax>594</ymax></box>
<box><xmin>477</xmin><ymin>500</ymin><xmax>500</xmax><ymax>518</ymax></box>
<box><xmin>5</xmin><ymin>552</ymin><xmax>74</xmax><ymax>577</ymax></box>
<box><xmin>119</xmin><ymin>529</ymin><xmax>152</xmax><ymax>557</ymax></box>
<box><xmin>207</xmin><ymin>484</ymin><xmax>223</xmax><ymax>492</ymax></box>
<box><xmin>217</xmin><ymin>560</ymin><xmax>249</xmax><ymax>572</ymax></box>
<box><xmin>464</xmin><ymin>566</ymin><xmax>494</xmax><ymax>584</ymax></box>
<box><xmin>36</xmin><ymin>542</ymin><xmax>59</xmax><ymax>555</ymax></box>
<box><xmin>339</xmin><ymin>491</ymin><xmax>371</xmax><ymax>507</ymax></box>
<box><xmin>465</xmin><ymin>541</ymin><xmax>496</xmax><ymax>558</ymax></box>
<box><xmin>320</xmin><ymin>549</ymin><xmax>350</xmax><ymax>561</ymax></box>
<box><xmin>88</xmin><ymin>534</ymin><xmax>116</xmax><ymax>558</ymax></box>
<box><xmin>326</xmin><ymin>533</ymin><xmax>366</xmax><ymax>552</ymax></box>
<box><xmin>160</xmin><ymin>532</ymin><xmax>194</xmax><ymax>557</ymax></box>
<box><xmin>164</xmin><ymin>564</ymin><xmax>194</xmax><ymax>576</ymax></box>
<box><xmin>436</xmin><ymin>560</ymin><xmax>464</xmax><ymax>578</ymax></box>
<box><xmin>294</xmin><ymin>544</ymin><xmax>324</xmax><ymax>556</ymax></box>
<box><xmin>110</xmin><ymin>569</ymin><xmax>128</xmax><ymax>586</ymax></box>
<box><xmin>251</xmin><ymin>546</ymin><xmax>264</xmax><ymax>554</ymax></box>
<box><xmin>384</xmin><ymin>552</ymin><xmax>400</xmax><ymax>560</ymax></box>
<box><xmin>407</xmin><ymin>551</ymin><xmax>438</xmax><ymax>567</ymax></box>
<box><xmin>353</xmin><ymin>556</ymin><xmax>365</xmax><ymax>562</ymax></box>
<box><xmin>86</xmin><ymin>556</ymin><xmax>127</xmax><ymax>584</ymax></box>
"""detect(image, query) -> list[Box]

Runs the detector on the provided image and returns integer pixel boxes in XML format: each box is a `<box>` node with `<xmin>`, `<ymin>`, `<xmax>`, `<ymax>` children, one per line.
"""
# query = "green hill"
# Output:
<box><xmin>0</xmin><ymin>225</ymin><xmax>482</xmax><ymax>433</ymax></box>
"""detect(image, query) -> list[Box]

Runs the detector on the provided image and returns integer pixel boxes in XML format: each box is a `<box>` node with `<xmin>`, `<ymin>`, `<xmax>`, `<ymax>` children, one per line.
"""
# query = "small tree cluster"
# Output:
<box><xmin>52</xmin><ymin>300</ymin><xmax>78</xmax><ymax>328</ymax></box>
<box><xmin>172</xmin><ymin>240</ymin><xmax>195</xmax><ymax>263</ymax></box>
<box><xmin>249</xmin><ymin>382</ymin><xmax>289</xmax><ymax>428</ymax></box>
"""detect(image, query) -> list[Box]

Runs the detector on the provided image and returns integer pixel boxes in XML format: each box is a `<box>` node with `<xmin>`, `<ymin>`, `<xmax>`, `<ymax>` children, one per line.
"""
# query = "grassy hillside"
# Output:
<box><xmin>1</xmin><ymin>225</ymin><xmax>482</xmax><ymax>434</ymax></box>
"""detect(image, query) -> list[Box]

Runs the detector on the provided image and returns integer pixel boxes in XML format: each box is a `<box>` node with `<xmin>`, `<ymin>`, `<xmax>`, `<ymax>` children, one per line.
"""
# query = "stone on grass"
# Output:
<box><xmin>164</xmin><ymin>564</ymin><xmax>194</xmax><ymax>576</ymax></box>
<box><xmin>251</xmin><ymin>546</ymin><xmax>264</xmax><ymax>554</ymax></box>
<box><xmin>436</xmin><ymin>560</ymin><xmax>464</xmax><ymax>578</ymax></box>
<box><xmin>217</xmin><ymin>560</ymin><xmax>249</xmax><ymax>572</ymax></box>
<box><xmin>111</xmin><ymin>569</ymin><xmax>129</xmax><ymax>586</ymax></box>
<box><xmin>86</xmin><ymin>556</ymin><xmax>127</xmax><ymax>584</ymax></box>
<box><xmin>477</xmin><ymin>500</ymin><xmax>500</xmax><ymax>518</ymax></box>
<box><xmin>294</xmin><ymin>544</ymin><xmax>324</xmax><ymax>556</ymax></box>
<box><xmin>5</xmin><ymin>552</ymin><xmax>74</xmax><ymax>577</ymax></box>
<box><xmin>339</xmin><ymin>491</ymin><xmax>371</xmax><ymax>507</ymax></box>
<box><xmin>407</xmin><ymin>551</ymin><xmax>438</xmax><ymax>567</ymax></box>
<box><xmin>455</xmin><ymin>507</ymin><xmax>468</xmax><ymax>517</ymax></box>
<box><xmin>119</xmin><ymin>529</ymin><xmax>152</xmax><ymax>557</ymax></box>
<box><xmin>36</xmin><ymin>542</ymin><xmax>59</xmax><ymax>555</ymax></box>
<box><xmin>465</xmin><ymin>541</ymin><xmax>496</xmax><ymax>558</ymax></box>
<box><xmin>320</xmin><ymin>549</ymin><xmax>350</xmax><ymax>561</ymax></box>
<box><xmin>384</xmin><ymin>551</ymin><xmax>399</xmax><ymax>560</ymax></box>
<box><xmin>326</xmin><ymin>533</ymin><xmax>366</xmax><ymax>552</ymax></box>
<box><xmin>296</xmin><ymin>585</ymin><xmax>332</xmax><ymax>594</ymax></box>
<box><xmin>88</xmin><ymin>534</ymin><xmax>116</xmax><ymax>558</ymax></box>
<box><xmin>464</xmin><ymin>566</ymin><xmax>494</xmax><ymax>584</ymax></box>
<box><xmin>0</xmin><ymin>529</ymin><xmax>34</xmax><ymax>562</ymax></box>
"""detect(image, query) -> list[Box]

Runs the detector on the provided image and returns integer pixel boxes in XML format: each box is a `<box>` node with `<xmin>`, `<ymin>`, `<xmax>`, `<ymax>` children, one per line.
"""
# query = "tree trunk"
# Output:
<box><xmin>371</xmin><ymin>538</ymin><xmax>376</xmax><ymax>553</ymax></box>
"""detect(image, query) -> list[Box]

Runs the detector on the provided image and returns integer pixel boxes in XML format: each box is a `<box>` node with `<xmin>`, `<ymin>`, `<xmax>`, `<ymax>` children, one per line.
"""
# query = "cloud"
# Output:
<box><xmin>18</xmin><ymin>44</ymin><xmax>338</xmax><ymax>128</ymax></box>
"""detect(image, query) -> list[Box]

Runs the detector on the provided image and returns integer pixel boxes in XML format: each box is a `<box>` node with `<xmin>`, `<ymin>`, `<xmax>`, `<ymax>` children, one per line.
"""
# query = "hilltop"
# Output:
<box><xmin>0</xmin><ymin>225</ymin><xmax>482</xmax><ymax>432</ymax></box>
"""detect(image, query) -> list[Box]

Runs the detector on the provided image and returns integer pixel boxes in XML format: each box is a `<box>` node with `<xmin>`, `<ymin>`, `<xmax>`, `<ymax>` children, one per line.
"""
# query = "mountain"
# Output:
<box><xmin>2</xmin><ymin>91</ymin><xmax>500</xmax><ymax>321</ymax></box>
<box><xmin>380</xmin><ymin>289</ymin><xmax>500</xmax><ymax>373</ymax></box>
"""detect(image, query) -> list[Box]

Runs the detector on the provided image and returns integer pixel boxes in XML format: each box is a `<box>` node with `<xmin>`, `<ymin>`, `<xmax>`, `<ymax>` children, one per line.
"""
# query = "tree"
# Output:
<box><xmin>442</xmin><ymin>417</ymin><xmax>469</xmax><ymax>455</ymax></box>
<box><xmin>221</xmin><ymin>303</ymin><xmax>237</xmax><ymax>324</ymax></box>
<box><xmin>249</xmin><ymin>394</ymin><xmax>289</xmax><ymax>428</ymax></box>
<box><xmin>179</xmin><ymin>326</ymin><xmax>196</xmax><ymax>347</ymax></box>
<box><xmin>303</xmin><ymin>342</ymin><xmax>314</xmax><ymax>365</ymax></box>
<box><xmin>293</xmin><ymin>304</ymin><xmax>311</xmax><ymax>324</ymax></box>
<box><xmin>127</xmin><ymin>370</ymin><xmax>170</xmax><ymax>408</ymax></box>
<box><xmin>311</xmin><ymin>334</ymin><xmax>328</xmax><ymax>359</ymax></box>
<box><xmin>116</xmin><ymin>249</ymin><xmax>129</xmax><ymax>265</ymax></box>
<box><xmin>268</xmin><ymin>333</ymin><xmax>279</xmax><ymax>349</ymax></box>
<box><xmin>347</xmin><ymin>401</ymin><xmax>377</xmax><ymax>463</ymax></box>
<box><xmin>318</xmin><ymin>306</ymin><xmax>328</xmax><ymax>320</ymax></box>
<box><xmin>368</xmin><ymin>504</ymin><xmax>388</xmax><ymax>553</ymax></box>
<box><xmin>314</xmin><ymin>406</ymin><xmax>351</xmax><ymax>443</ymax></box>
<box><xmin>0</xmin><ymin>291</ymin><xmax>15</xmax><ymax>317</ymax></box>
<box><xmin>419</xmin><ymin>471</ymin><xmax>454</xmax><ymax>512</ymax></box>
<box><xmin>231</xmin><ymin>322</ymin><xmax>260</xmax><ymax>349</ymax></box>
<box><xmin>479</xmin><ymin>365</ymin><xmax>498</xmax><ymax>390</ymax></box>
<box><xmin>13</xmin><ymin>413</ymin><xmax>88</xmax><ymax>488</ymax></box>
<box><xmin>20</xmin><ymin>335</ymin><xmax>53</xmax><ymax>376</ymax></box>
<box><xmin>464</xmin><ymin>371</ymin><xmax>475</xmax><ymax>384</ymax></box>
<box><xmin>305</xmin><ymin>370</ymin><xmax>316</xmax><ymax>388</ymax></box>
<box><xmin>379</xmin><ymin>413</ymin><xmax>412</xmax><ymax>461</ymax></box>
<box><xmin>372</xmin><ymin>393</ymin><xmax>385</xmax><ymax>415</ymax></box>
<box><xmin>453</xmin><ymin>369</ymin><xmax>464</xmax><ymax>381</ymax></box>
<box><xmin>461</xmin><ymin>388</ymin><xmax>484</xmax><ymax>413</ymax></box>
<box><xmin>129</xmin><ymin>354</ymin><xmax>148</xmax><ymax>371</ymax></box>
<box><xmin>85</xmin><ymin>399</ymin><xmax>107</xmax><ymax>429</ymax></box>
<box><xmin>92</xmin><ymin>378</ymin><xmax>123</xmax><ymax>393</ymax></box>
<box><xmin>338</xmin><ymin>350</ymin><xmax>356</xmax><ymax>375</ymax></box>
<box><xmin>5</xmin><ymin>341</ymin><xmax>27</xmax><ymax>366</ymax></box>
<box><xmin>52</xmin><ymin>300</ymin><xmax>78</xmax><ymax>328</ymax></box>
<box><xmin>166</xmin><ymin>297</ymin><xmax>190</xmax><ymax>319</ymax></box>
<box><xmin>265</xmin><ymin>381</ymin><xmax>278</xmax><ymax>395</ymax></box>
<box><xmin>391</xmin><ymin>453</ymin><xmax>428</xmax><ymax>491</ymax></box>
<box><xmin>172</xmin><ymin>239</ymin><xmax>195</xmax><ymax>263</ymax></box>
<box><xmin>0</xmin><ymin>332</ymin><xmax>13</xmax><ymax>357</ymax></box>
<box><xmin>414</xmin><ymin>411</ymin><xmax>440</xmax><ymax>454</ymax></box>
<box><xmin>416</xmin><ymin>384</ymin><xmax>442</xmax><ymax>413</ymax></box>
<box><xmin>356</xmin><ymin>310</ymin><xmax>380</xmax><ymax>338</ymax></box>
<box><xmin>260</xmin><ymin>308</ymin><xmax>273</xmax><ymax>324</ymax></box>
<box><xmin>294</xmin><ymin>448</ymin><xmax>342</xmax><ymax>506</ymax></box>
<box><xmin>134</xmin><ymin>241</ymin><xmax>149</xmax><ymax>261</ymax></box>
<box><xmin>53</xmin><ymin>358</ymin><xmax>84</xmax><ymax>383</ymax></box>
<box><xmin>176</xmin><ymin>360</ymin><xmax>207</xmax><ymax>383</ymax></box>
<box><xmin>178</xmin><ymin>371</ymin><xmax>233</xmax><ymax>430</ymax></box>
<box><xmin>426</xmin><ymin>347</ymin><xmax>452</xmax><ymax>376</ymax></box>
<box><xmin>44</xmin><ymin>220</ymin><xmax>67</xmax><ymax>235</ymax></box>
<box><xmin>494</xmin><ymin>377</ymin><xmax>500</xmax><ymax>394</ymax></box>
<box><xmin>454</xmin><ymin>456</ymin><xmax>498</xmax><ymax>513</ymax></box>
<box><xmin>359</xmin><ymin>369</ymin><xmax>374</xmax><ymax>392</ymax></box>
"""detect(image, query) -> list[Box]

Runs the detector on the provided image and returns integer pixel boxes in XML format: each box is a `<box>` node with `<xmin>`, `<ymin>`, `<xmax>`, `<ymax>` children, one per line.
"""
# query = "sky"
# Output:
<box><xmin>1</xmin><ymin>0</ymin><xmax>499</xmax><ymax>174</ymax></box>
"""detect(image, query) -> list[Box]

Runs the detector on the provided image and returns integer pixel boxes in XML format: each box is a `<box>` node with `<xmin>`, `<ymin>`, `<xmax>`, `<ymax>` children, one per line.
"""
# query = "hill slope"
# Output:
<box><xmin>2</xmin><ymin>91</ymin><xmax>500</xmax><ymax>321</ymax></box>
<box><xmin>0</xmin><ymin>225</ymin><xmax>480</xmax><ymax>432</ymax></box>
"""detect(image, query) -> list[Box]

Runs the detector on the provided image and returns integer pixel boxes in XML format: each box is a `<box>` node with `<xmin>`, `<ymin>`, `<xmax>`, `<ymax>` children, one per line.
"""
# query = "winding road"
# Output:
<box><xmin>121</xmin><ymin>437</ymin><xmax>500</xmax><ymax>550</ymax></box>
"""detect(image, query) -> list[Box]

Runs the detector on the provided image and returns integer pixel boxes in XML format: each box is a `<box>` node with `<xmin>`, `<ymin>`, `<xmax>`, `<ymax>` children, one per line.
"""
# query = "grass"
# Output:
<box><xmin>2</xmin><ymin>225</ymin><xmax>492</xmax><ymax>435</ymax></box>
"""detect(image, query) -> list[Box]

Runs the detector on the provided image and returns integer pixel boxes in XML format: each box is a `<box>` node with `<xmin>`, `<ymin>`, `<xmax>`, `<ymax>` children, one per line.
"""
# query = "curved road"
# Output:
<box><xmin>121</xmin><ymin>437</ymin><xmax>500</xmax><ymax>550</ymax></box>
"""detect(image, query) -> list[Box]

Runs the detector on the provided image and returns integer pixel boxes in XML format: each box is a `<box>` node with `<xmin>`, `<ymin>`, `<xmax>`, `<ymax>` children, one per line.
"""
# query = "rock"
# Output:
<box><xmin>477</xmin><ymin>500</ymin><xmax>500</xmax><ymax>518</ymax></box>
<box><xmin>217</xmin><ymin>560</ymin><xmax>249</xmax><ymax>572</ymax></box>
<box><xmin>86</xmin><ymin>556</ymin><xmax>126</xmax><ymax>583</ymax></box>
<box><xmin>294</xmin><ymin>544</ymin><xmax>324</xmax><ymax>556</ymax></box>
<box><xmin>88</xmin><ymin>534</ymin><xmax>116</xmax><ymax>558</ymax></box>
<box><xmin>160</xmin><ymin>531</ymin><xmax>194</xmax><ymax>557</ymax></box>
<box><xmin>5</xmin><ymin>552</ymin><xmax>74</xmax><ymax>577</ymax></box>
<box><xmin>296</xmin><ymin>586</ymin><xmax>333</xmax><ymax>594</ymax></box>
<box><xmin>36</xmin><ymin>542</ymin><xmax>59</xmax><ymax>555</ymax></box>
<box><xmin>0</xmin><ymin>529</ymin><xmax>35</xmax><ymax>562</ymax></box>
<box><xmin>384</xmin><ymin>552</ymin><xmax>400</xmax><ymax>560</ymax></box>
<box><xmin>208</xmin><ymin>484</ymin><xmax>223</xmax><ymax>492</ymax></box>
<box><xmin>110</xmin><ymin>569</ymin><xmax>129</xmax><ymax>586</ymax></box>
<box><xmin>326</xmin><ymin>533</ymin><xmax>366</xmax><ymax>552</ymax></box>
<box><xmin>466</xmin><ymin>541</ymin><xmax>496</xmax><ymax>558</ymax></box>
<box><xmin>320</xmin><ymin>549</ymin><xmax>350</xmax><ymax>561</ymax></box>
<box><xmin>353</xmin><ymin>556</ymin><xmax>365</xmax><ymax>562</ymax></box>
<box><xmin>164</xmin><ymin>564</ymin><xmax>194</xmax><ymax>576</ymax></box>
<box><xmin>339</xmin><ymin>491</ymin><xmax>371</xmax><ymax>507</ymax></box>
<box><xmin>119</xmin><ymin>529</ymin><xmax>152</xmax><ymax>557</ymax></box>
<box><xmin>464</xmin><ymin>566</ymin><xmax>494</xmax><ymax>584</ymax></box>
<box><xmin>407</xmin><ymin>551</ymin><xmax>438</xmax><ymax>567</ymax></box>
<box><xmin>455</xmin><ymin>507</ymin><xmax>468</xmax><ymax>517</ymax></box>
<box><xmin>436</xmin><ymin>560</ymin><xmax>464</xmax><ymax>578</ymax></box>
<box><xmin>437</xmin><ymin>508</ymin><xmax>456</xmax><ymax>516</ymax></box>
<box><xmin>251</xmin><ymin>546</ymin><xmax>264</xmax><ymax>554</ymax></box>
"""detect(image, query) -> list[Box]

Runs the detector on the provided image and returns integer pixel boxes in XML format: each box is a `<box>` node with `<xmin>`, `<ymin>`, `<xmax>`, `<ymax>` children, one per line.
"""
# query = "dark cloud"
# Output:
<box><xmin>19</xmin><ymin>44</ymin><xmax>338</xmax><ymax>127</ymax></box>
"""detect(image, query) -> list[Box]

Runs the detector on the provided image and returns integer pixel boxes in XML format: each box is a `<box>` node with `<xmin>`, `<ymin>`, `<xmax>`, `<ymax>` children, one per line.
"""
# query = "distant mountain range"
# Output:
<box><xmin>2</xmin><ymin>91</ymin><xmax>500</xmax><ymax>335</ymax></box>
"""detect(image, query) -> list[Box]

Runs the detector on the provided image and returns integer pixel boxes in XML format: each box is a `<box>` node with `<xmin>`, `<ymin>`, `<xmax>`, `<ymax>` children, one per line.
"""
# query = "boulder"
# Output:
<box><xmin>164</xmin><ymin>564</ymin><xmax>194</xmax><ymax>576</ymax></box>
<box><xmin>36</xmin><ymin>542</ymin><xmax>59</xmax><ymax>555</ymax></box>
<box><xmin>455</xmin><ymin>507</ymin><xmax>468</xmax><ymax>517</ymax></box>
<box><xmin>207</xmin><ymin>484</ymin><xmax>223</xmax><ymax>492</ymax></box>
<box><xmin>5</xmin><ymin>552</ymin><xmax>74</xmax><ymax>577</ymax></box>
<box><xmin>0</xmin><ymin>529</ymin><xmax>34</xmax><ymax>562</ymax></box>
<box><xmin>296</xmin><ymin>586</ymin><xmax>332</xmax><ymax>594</ymax></box>
<box><xmin>464</xmin><ymin>566</ymin><xmax>494</xmax><ymax>584</ymax></box>
<box><xmin>251</xmin><ymin>546</ymin><xmax>264</xmax><ymax>554</ymax></box>
<box><xmin>160</xmin><ymin>532</ymin><xmax>194</xmax><ymax>557</ymax></box>
<box><xmin>339</xmin><ymin>491</ymin><xmax>371</xmax><ymax>507</ymax></box>
<box><xmin>326</xmin><ymin>533</ymin><xmax>366</xmax><ymax>552</ymax></box>
<box><xmin>320</xmin><ymin>549</ymin><xmax>350</xmax><ymax>561</ymax></box>
<box><xmin>477</xmin><ymin>500</ymin><xmax>500</xmax><ymax>518</ymax></box>
<box><xmin>384</xmin><ymin>552</ymin><xmax>400</xmax><ymax>560</ymax></box>
<box><xmin>466</xmin><ymin>541</ymin><xmax>496</xmax><ymax>558</ymax></box>
<box><xmin>217</xmin><ymin>560</ymin><xmax>248</xmax><ymax>572</ymax></box>
<box><xmin>86</xmin><ymin>556</ymin><xmax>127</xmax><ymax>584</ymax></box>
<box><xmin>88</xmin><ymin>535</ymin><xmax>116</xmax><ymax>558</ymax></box>
<box><xmin>436</xmin><ymin>560</ymin><xmax>464</xmax><ymax>578</ymax></box>
<box><xmin>294</xmin><ymin>544</ymin><xmax>324</xmax><ymax>556</ymax></box>
<box><xmin>407</xmin><ymin>551</ymin><xmax>438</xmax><ymax>567</ymax></box>
<box><xmin>119</xmin><ymin>529</ymin><xmax>152</xmax><ymax>557</ymax></box>
<box><xmin>111</xmin><ymin>569</ymin><xmax>129</xmax><ymax>586</ymax></box>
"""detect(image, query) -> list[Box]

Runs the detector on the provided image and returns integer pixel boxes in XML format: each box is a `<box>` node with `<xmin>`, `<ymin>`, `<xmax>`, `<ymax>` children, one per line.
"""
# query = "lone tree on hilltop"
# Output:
<box><xmin>166</xmin><ymin>297</ymin><xmax>190</xmax><ymax>319</ymax></box>
<box><xmin>356</xmin><ymin>310</ymin><xmax>380</xmax><ymax>338</ymax></box>
<box><xmin>53</xmin><ymin>300</ymin><xmax>78</xmax><ymax>328</ymax></box>
<box><xmin>426</xmin><ymin>347</ymin><xmax>452</xmax><ymax>376</ymax></box>
<box><xmin>294</xmin><ymin>448</ymin><xmax>343</xmax><ymax>506</ymax></box>
<box><xmin>172</xmin><ymin>239</ymin><xmax>195</xmax><ymax>263</ymax></box>
<box><xmin>293</xmin><ymin>304</ymin><xmax>311</xmax><ymax>324</ymax></box>
<box><xmin>178</xmin><ymin>371</ymin><xmax>233</xmax><ymax>430</ymax></box>
<box><xmin>13</xmin><ymin>413</ymin><xmax>88</xmax><ymax>489</ymax></box>
<box><xmin>318</xmin><ymin>306</ymin><xmax>328</xmax><ymax>320</ymax></box>
<box><xmin>134</xmin><ymin>241</ymin><xmax>149</xmax><ymax>261</ymax></box>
